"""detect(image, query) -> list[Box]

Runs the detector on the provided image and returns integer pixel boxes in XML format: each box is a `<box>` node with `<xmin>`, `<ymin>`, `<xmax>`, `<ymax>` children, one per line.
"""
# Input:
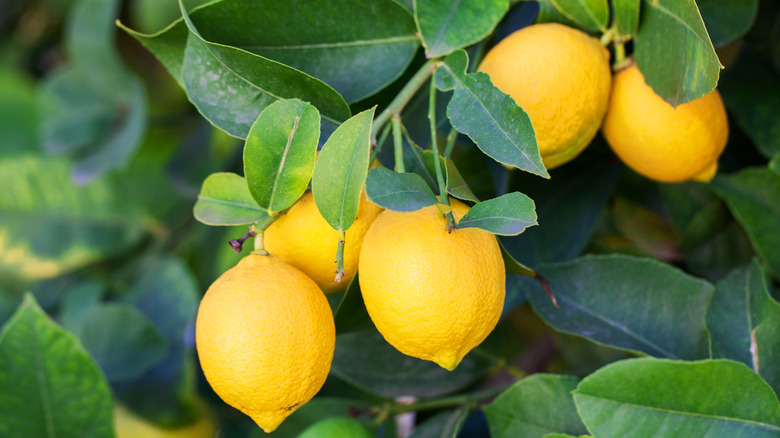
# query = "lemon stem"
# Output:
<box><xmin>599</xmin><ymin>26</ymin><xmax>615</xmax><ymax>46</ymax></box>
<box><xmin>372</xmin><ymin>59</ymin><xmax>439</xmax><ymax>140</ymax></box>
<box><xmin>614</xmin><ymin>40</ymin><xmax>627</xmax><ymax>68</ymax></box>
<box><xmin>251</xmin><ymin>227</ymin><xmax>268</xmax><ymax>255</ymax></box>
<box><xmin>334</xmin><ymin>231</ymin><xmax>346</xmax><ymax>283</ymax></box>
<box><xmin>392</xmin><ymin>116</ymin><xmax>405</xmax><ymax>173</ymax></box>
<box><xmin>388</xmin><ymin>384</ymin><xmax>512</xmax><ymax>415</ymax></box>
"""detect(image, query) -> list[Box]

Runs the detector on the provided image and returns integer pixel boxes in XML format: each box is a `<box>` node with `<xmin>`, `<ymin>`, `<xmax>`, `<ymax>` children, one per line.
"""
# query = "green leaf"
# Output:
<box><xmin>455</xmin><ymin>192</ymin><xmax>537</xmax><ymax>236</ymax></box>
<box><xmin>523</xmin><ymin>254</ymin><xmax>713</xmax><ymax>360</ymax></box>
<box><xmin>0</xmin><ymin>69</ymin><xmax>39</xmax><ymax>158</ymax></box>
<box><xmin>484</xmin><ymin>374</ymin><xmax>587</xmax><ymax>438</ymax></box>
<box><xmin>333</xmin><ymin>273</ymin><xmax>374</xmax><ymax>335</ymax></box>
<box><xmin>612</xmin><ymin>0</ymin><xmax>640</xmax><ymax>38</ymax></box>
<box><xmin>0</xmin><ymin>295</ymin><xmax>114</xmax><ymax>438</ymax></box>
<box><xmin>444</xmin><ymin>157</ymin><xmax>479</xmax><ymax>202</ymax></box>
<box><xmin>573</xmin><ymin>358</ymin><xmax>780</xmax><ymax>437</ymax></box>
<box><xmin>708</xmin><ymin>260</ymin><xmax>780</xmax><ymax>396</ymax></box>
<box><xmin>118</xmin><ymin>19</ymin><xmax>189</xmax><ymax>88</ymax></box>
<box><xmin>634</xmin><ymin>0</ymin><xmax>722</xmax><ymax>106</ymax></box>
<box><xmin>543</xmin><ymin>434</ymin><xmax>589</xmax><ymax>438</ymax></box>
<box><xmin>771</xmin><ymin>155</ymin><xmax>780</xmax><ymax>176</ymax></box>
<box><xmin>535</xmin><ymin>0</ymin><xmax>579</xmax><ymax>27</ymax></box>
<box><xmin>698</xmin><ymin>0</ymin><xmax>758</xmax><ymax>47</ymax></box>
<box><xmin>435</xmin><ymin>50</ymin><xmax>548</xmax><ymax>178</ymax></box>
<box><xmin>365</xmin><ymin>167</ymin><xmax>438</xmax><ymax>212</ymax></box>
<box><xmin>414</xmin><ymin>0</ymin><xmax>508</xmax><ymax>57</ymax></box>
<box><xmin>257</xmin><ymin>398</ymin><xmax>374</xmax><ymax>438</ymax></box>
<box><xmin>409</xmin><ymin>410</ymin><xmax>468</xmax><ymax>438</ymax></box>
<box><xmin>0</xmin><ymin>155</ymin><xmax>150</xmax><ymax>282</ymax></box>
<box><xmin>244</xmin><ymin>99</ymin><xmax>320</xmax><ymax>214</ymax></box>
<box><xmin>193</xmin><ymin>172</ymin><xmax>270</xmax><ymax>226</ymax></box>
<box><xmin>312</xmin><ymin>107</ymin><xmax>375</xmax><ymax>232</ymax></box>
<box><xmin>416</xmin><ymin>149</ymin><xmax>479</xmax><ymax>202</ymax></box>
<box><xmin>549</xmin><ymin>0</ymin><xmax>609</xmax><ymax>32</ymax></box>
<box><xmin>711</xmin><ymin>167</ymin><xmax>780</xmax><ymax>279</ymax></box>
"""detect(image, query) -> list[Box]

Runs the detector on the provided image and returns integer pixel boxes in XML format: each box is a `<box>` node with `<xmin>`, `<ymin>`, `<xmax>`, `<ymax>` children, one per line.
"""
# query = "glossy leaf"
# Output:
<box><xmin>418</xmin><ymin>149</ymin><xmax>479</xmax><ymax>202</ymax></box>
<box><xmin>523</xmin><ymin>254</ymin><xmax>713</xmax><ymax>360</ymax></box>
<box><xmin>435</xmin><ymin>50</ymin><xmax>547</xmax><ymax>178</ymax></box>
<box><xmin>711</xmin><ymin>167</ymin><xmax>780</xmax><ymax>278</ymax></box>
<box><xmin>456</xmin><ymin>192</ymin><xmax>537</xmax><ymax>236</ymax></box>
<box><xmin>634</xmin><ymin>0</ymin><xmax>721</xmax><ymax>106</ymax></box>
<box><xmin>698</xmin><ymin>0</ymin><xmax>758</xmax><ymax>47</ymax></box>
<box><xmin>612</xmin><ymin>0</ymin><xmax>640</xmax><ymax>38</ymax></box>
<box><xmin>312</xmin><ymin>107</ymin><xmax>375</xmax><ymax>232</ymax></box>
<box><xmin>484</xmin><ymin>374</ymin><xmax>587</xmax><ymax>438</ymax></box>
<box><xmin>414</xmin><ymin>0</ymin><xmax>508</xmax><ymax>57</ymax></box>
<box><xmin>550</xmin><ymin>0</ymin><xmax>609</xmax><ymax>32</ymax></box>
<box><xmin>365</xmin><ymin>167</ymin><xmax>438</xmax><ymax>212</ymax></box>
<box><xmin>0</xmin><ymin>295</ymin><xmax>114</xmax><ymax>438</ymax></box>
<box><xmin>193</xmin><ymin>172</ymin><xmax>270</xmax><ymax>226</ymax></box>
<box><xmin>573</xmin><ymin>358</ymin><xmax>780</xmax><ymax>437</ymax></box>
<box><xmin>244</xmin><ymin>99</ymin><xmax>320</xmax><ymax>214</ymax></box>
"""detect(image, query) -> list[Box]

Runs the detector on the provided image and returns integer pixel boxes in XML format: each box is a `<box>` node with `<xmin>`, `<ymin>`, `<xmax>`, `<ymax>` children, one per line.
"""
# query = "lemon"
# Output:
<box><xmin>264</xmin><ymin>191</ymin><xmax>383</xmax><ymax>294</ymax></box>
<box><xmin>358</xmin><ymin>199</ymin><xmax>505</xmax><ymax>370</ymax></box>
<box><xmin>195</xmin><ymin>254</ymin><xmax>335</xmax><ymax>433</ymax></box>
<box><xmin>297</xmin><ymin>417</ymin><xmax>374</xmax><ymax>438</ymax></box>
<box><xmin>602</xmin><ymin>62</ymin><xmax>729</xmax><ymax>183</ymax></box>
<box><xmin>114</xmin><ymin>403</ymin><xmax>216</xmax><ymax>438</ymax></box>
<box><xmin>478</xmin><ymin>23</ymin><xmax>612</xmax><ymax>169</ymax></box>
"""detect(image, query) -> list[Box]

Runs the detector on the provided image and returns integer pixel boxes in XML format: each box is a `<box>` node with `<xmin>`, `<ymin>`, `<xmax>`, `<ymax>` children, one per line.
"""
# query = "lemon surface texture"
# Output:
<box><xmin>358</xmin><ymin>199</ymin><xmax>505</xmax><ymax>371</ymax></box>
<box><xmin>195</xmin><ymin>254</ymin><xmax>335</xmax><ymax>433</ymax></box>
<box><xmin>478</xmin><ymin>23</ymin><xmax>612</xmax><ymax>169</ymax></box>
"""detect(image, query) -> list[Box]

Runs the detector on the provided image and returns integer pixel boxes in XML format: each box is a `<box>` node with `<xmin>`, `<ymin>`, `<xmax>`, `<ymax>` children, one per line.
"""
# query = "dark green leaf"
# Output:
<box><xmin>711</xmin><ymin>167</ymin><xmax>780</xmax><ymax>278</ymax></box>
<box><xmin>612</xmin><ymin>0</ymin><xmax>640</xmax><ymax>38</ymax></box>
<box><xmin>444</xmin><ymin>157</ymin><xmax>479</xmax><ymax>202</ymax></box>
<box><xmin>312</xmin><ymin>107</ymin><xmax>375</xmax><ymax>232</ymax></box>
<box><xmin>365</xmin><ymin>167</ymin><xmax>438</xmax><ymax>212</ymax></box>
<box><xmin>698</xmin><ymin>0</ymin><xmax>758</xmax><ymax>47</ymax></box>
<box><xmin>500</xmin><ymin>241</ymin><xmax>537</xmax><ymax>278</ymax></box>
<box><xmin>771</xmin><ymin>155</ymin><xmax>780</xmax><ymax>176</ymax></box>
<box><xmin>409</xmin><ymin>410</ymin><xmax>466</xmax><ymax>438</ymax></box>
<box><xmin>334</xmin><ymin>273</ymin><xmax>374</xmax><ymax>335</ymax></box>
<box><xmin>244</xmin><ymin>99</ymin><xmax>320</xmax><ymax>214</ymax></box>
<box><xmin>708</xmin><ymin>260</ymin><xmax>780</xmax><ymax>396</ymax></box>
<box><xmin>414</xmin><ymin>0</ymin><xmax>508</xmax><ymax>57</ymax></box>
<box><xmin>0</xmin><ymin>69</ymin><xmax>39</xmax><ymax>157</ymax></box>
<box><xmin>550</xmin><ymin>0</ymin><xmax>609</xmax><ymax>32</ymax></box>
<box><xmin>435</xmin><ymin>50</ymin><xmax>547</xmax><ymax>178</ymax></box>
<box><xmin>456</xmin><ymin>192</ymin><xmax>537</xmax><ymax>236</ymax></box>
<box><xmin>258</xmin><ymin>398</ymin><xmax>374</xmax><ymax>438</ymax></box>
<box><xmin>0</xmin><ymin>295</ymin><xmax>114</xmax><ymax>438</ymax></box>
<box><xmin>193</xmin><ymin>172</ymin><xmax>270</xmax><ymax>226</ymax></box>
<box><xmin>573</xmin><ymin>358</ymin><xmax>780</xmax><ymax>437</ymax></box>
<box><xmin>543</xmin><ymin>434</ymin><xmax>589</xmax><ymax>438</ymax></box>
<box><xmin>524</xmin><ymin>254</ymin><xmax>713</xmax><ymax>360</ymax></box>
<box><xmin>118</xmin><ymin>19</ymin><xmax>189</xmax><ymax>87</ymax></box>
<box><xmin>418</xmin><ymin>150</ymin><xmax>479</xmax><ymax>202</ymax></box>
<box><xmin>634</xmin><ymin>0</ymin><xmax>721</xmax><ymax>106</ymax></box>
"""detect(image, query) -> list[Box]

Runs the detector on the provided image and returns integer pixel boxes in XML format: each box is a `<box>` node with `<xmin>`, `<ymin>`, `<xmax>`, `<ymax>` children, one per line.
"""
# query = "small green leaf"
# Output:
<box><xmin>456</xmin><ymin>192</ymin><xmax>537</xmax><ymax>236</ymax></box>
<box><xmin>484</xmin><ymin>374</ymin><xmax>587</xmax><ymax>438</ymax></box>
<box><xmin>0</xmin><ymin>294</ymin><xmax>114</xmax><ymax>438</ymax></box>
<box><xmin>612</xmin><ymin>0</ymin><xmax>640</xmax><ymax>38</ymax></box>
<box><xmin>698</xmin><ymin>0</ymin><xmax>758</xmax><ymax>47</ymax></box>
<box><xmin>550</xmin><ymin>0</ymin><xmax>609</xmax><ymax>32</ymax></box>
<box><xmin>193</xmin><ymin>172</ymin><xmax>270</xmax><ymax>226</ymax></box>
<box><xmin>444</xmin><ymin>157</ymin><xmax>479</xmax><ymax>202</ymax></box>
<box><xmin>365</xmin><ymin>167</ymin><xmax>438</xmax><ymax>212</ymax></box>
<box><xmin>414</xmin><ymin>0</ymin><xmax>508</xmax><ymax>57</ymax></box>
<box><xmin>634</xmin><ymin>0</ymin><xmax>722</xmax><ymax>106</ymax></box>
<box><xmin>573</xmin><ymin>358</ymin><xmax>780</xmax><ymax>437</ymax></box>
<box><xmin>500</xmin><ymin>241</ymin><xmax>537</xmax><ymax>278</ymax></box>
<box><xmin>312</xmin><ymin>107</ymin><xmax>375</xmax><ymax>232</ymax></box>
<box><xmin>435</xmin><ymin>50</ymin><xmax>547</xmax><ymax>178</ymax></box>
<box><xmin>244</xmin><ymin>99</ymin><xmax>320</xmax><ymax>214</ymax></box>
<box><xmin>260</xmin><ymin>398</ymin><xmax>374</xmax><ymax>438</ymax></box>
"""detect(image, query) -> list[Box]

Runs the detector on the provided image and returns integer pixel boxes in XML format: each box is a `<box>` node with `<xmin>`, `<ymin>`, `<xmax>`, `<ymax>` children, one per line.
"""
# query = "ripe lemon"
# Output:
<box><xmin>358</xmin><ymin>199</ymin><xmax>505</xmax><ymax>371</ymax></box>
<box><xmin>602</xmin><ymin>63</ymin><xmax>729</xmax><ymax>183</ymax></box>
<box><xmin>297</xmin><ymin>417</ymin><xmax>374</xmax><ymax>438</ymax></box>
<box><xmin>264</xmin><ymin>191</ymin><xmax>383</xmax><ymax>294</ymax></box>
<box><xmin>478</xmin><ymin>23</ymin><xmax>612</xmax><ymax>169</ymax></box>
<box><xmin>195</xmin><ymin>254</ymin><xmax>335</xmax><ymax>433</ymax></box>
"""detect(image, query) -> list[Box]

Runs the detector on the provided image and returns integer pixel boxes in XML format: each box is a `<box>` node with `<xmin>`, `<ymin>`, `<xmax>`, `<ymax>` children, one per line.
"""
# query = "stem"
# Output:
<box><xmin>614</xmin><ymin>41</ymin><xmax>627</xmax><ymax>68</ymax></box>
<box><xmin>428</xmin><ymin>79</ymin><xmax>449</xmax><ymax>208</ymax></box>
<box><xmin>392</xmin><ymin>116</ymin><xmax>405</xmax><ymax>173</ymax></box>
<box><xmin>334</xmin><ymin>231</ymin><xmax>346</xmax><ymax>283</ymax></box>
<box><xmin>372</xmin><ymin>59</ymin><xmax>439</xmax><ymax>140</ymax></box>
<box><xmin>388</xmin><ymin>384</ymin><xmax>511</xmax><ymax>415</ymax></box>
<box><xmin>251</xmin><ymin>228</ymin><xmax>268</xmax><ymax>255</ymax></box>
<box><xmin>599</xmin><ymin>26</ymin><xmax>615</xmax><ymax>46</ymax></box>
<box><xmin>443</xmin><ymin>126</ymin><xmax>458</xmax><ymax>159</ymax></box>
<box><xmin>228</xmin><ymin>226</ymin><xmax>256</xmax><ymax>253</ymax></box>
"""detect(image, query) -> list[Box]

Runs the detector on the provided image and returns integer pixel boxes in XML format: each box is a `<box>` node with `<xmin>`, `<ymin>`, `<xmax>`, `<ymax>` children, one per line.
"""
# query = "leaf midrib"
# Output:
<box><xmin>242</xmin><ymin>35</ymin><xmax>419</xmax><ymax>52</ymax></box>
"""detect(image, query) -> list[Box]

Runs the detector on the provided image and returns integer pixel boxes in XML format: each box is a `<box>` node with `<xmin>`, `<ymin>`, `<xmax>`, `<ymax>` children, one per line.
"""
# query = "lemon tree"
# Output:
<box><xmin>1</xmin><ymin>0</ymin><xmax>780</xmax><ymax>437</ymax></box>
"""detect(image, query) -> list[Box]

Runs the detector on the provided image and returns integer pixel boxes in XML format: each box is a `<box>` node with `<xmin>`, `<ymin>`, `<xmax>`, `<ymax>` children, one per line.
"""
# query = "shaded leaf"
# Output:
<box><xmin>612</xmin><ymin>197</ymin><xmax>681</xmax><ymax>261</ymax></box>
<box><xmin>550</xmin><ymin>0</ymin><xmax>609</xmax><ymax>32</ymax></box>
<box><xmin>612</xmin><ymin>0</ymin><xmax>640</xmax><ymax>39</ymax></box>
<box><xmin>193</xmin><ymin>172</ymin><xmax>270</xmax><ymax>226</ymax></box>
<box><xmin>365</xmin><ymin>167</ymin><xmax>438</xmax><ymax>212</ymax></box>
<box><xmin>0</xmin><ymin>69</ymin><xmax>40</xmax><ymax>157</ymax></box>
<box><xmin>698</xmin><ymin>0</ymin><xmax>758</xmax><ymax>47</ymax></box>
<box><xmin>409</xmin><ymin>410</ymin><xmax>466</xmax><ymax>438</ymax></box>
<box><xmin>445</xmin><ymin>157</ymin><xmax>479</xmax><ymax>202</ymax></box>
<box><xmin>456</xmin><ymin>192</ymin><xmax>537</xmax><ymax>236</ymax></box>
<box><xmin>415</xmin><ymin>0</ymin><xmax>508</xmax><ymax>57</ymax></box>
<box><xmin>771</xmin><ymin>154</ymin><xmax>780</xmax><ymax>176</ymax></box>
<box><xmin>257</xmin><ymin>398</ymin><xmax>374</xmax><ymax>438</ymax></box>
<box><xmin>333</xmin><ymin>273</ymin><xmax>374</xmax><ymax>335</ymax></box>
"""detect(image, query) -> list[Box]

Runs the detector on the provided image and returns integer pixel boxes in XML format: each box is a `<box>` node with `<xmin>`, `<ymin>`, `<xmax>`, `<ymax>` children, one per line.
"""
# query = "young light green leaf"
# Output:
<box><xmin>414</xmin><ymin>0</ymin><xmax>508</xmax><ymax>57</ymax></box>
<box><xmin>436</xmin><ymin>50</ymin><xmax>547</xmax><ymax>178</ymax></box>
<box><xmin>194</xmin><ymin>172</ymin><xmax>270</xmax><ymax>226</ymax></box>
<box><xmin>549</xmin><ymin>0</ymin><xmax>609</xmax><ymax>32</ymax></box>
<box><xmin>612</xmin><ymin>0</ymin><xmax>640</xmax><ymax>38</ymax></box>
<box><xmin>634</xmin><ymin>0</ymin><xmax>722</xmax><ymax>106</ymax></box>
<box><xmin>573</xmin><ymin>358</ymin><xmax>780</xmax><ymax>437</ymax></box>
<box><xmin>0</xmin><ymin>294</ymin><xmax>115</xmax><ymax>438</ymax></box>
<box><xmin>698</xmin><ymin>0</ymin><xmax>758</xmax><ymax>47</ymax></box>
<box><xmin>456</xmin><ymin>192</ymin><xmax>537</xmax><ymax>236</ymax></box>
<box><xmin>708</xmin><ymin>260</ymin><xmax>780</xmax><ymax>395</ymax></box>
<box><xmin>244</xmin><ymin>99</ymin><xmax>320</xmax><ymax>214</ymax></box>
<box><xmin>312</xmin><ymin>107</ymin><xmax>375</xmax><ymax>232</ymax></box>
<box><xmin>365</xmin><ymin>167</ymin><xmax>438</xmax><ymax>212</ymax></box>
<box><xmin>523</xmin><ymin>254</ymin><xmax>713</xmax><ymax>360</ymax></box>
<box><xmin>484</xmin><ymin>374</ymin><xmax>587</xmax><ymax>438</ymax></box>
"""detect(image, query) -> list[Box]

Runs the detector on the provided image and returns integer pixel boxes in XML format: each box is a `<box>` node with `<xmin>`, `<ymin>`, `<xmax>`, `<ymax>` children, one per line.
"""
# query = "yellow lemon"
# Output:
<box><xmin>602</xmin><ymin>62</ymin><xmax>729</xmax><ymax>183</ymax></box>
<box><xmin>478</xmin><ymin>23</ymin><xmax>612</xmax><ymax>169</ymax></box>
<box><xmin>195</xmin><ymin>254</ymin><xmax>335</xmax><ymax>433</ymax></box>
<box><xmin>264</xmin><ymin>191</ymin><xmax>383</xmax><ymax>294</ymax></box>
<box><xmin>358</xmin><ymin>199</ymin><xmax>505</xmax><ymax>370</ymax></box>
<box><xmin>114</xmin><ymin>403</ymin><xmax>216</xmax><ymax>438</ymax></box>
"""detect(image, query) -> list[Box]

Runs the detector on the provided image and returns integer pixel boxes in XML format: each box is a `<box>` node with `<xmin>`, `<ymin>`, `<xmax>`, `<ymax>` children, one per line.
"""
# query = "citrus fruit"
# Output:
<box><xmin>297</xmin><ymin>417</ymin><xmax>374</xmax><ymax>438</ymax></box>
<box><xmin>478</xmin><ymin>23</ymin><xmax>612</xmax><ymax>169</ymax></box>
<box><xmin>358</xmin><ymin>199</ymin><xmax>505</xmax><ymax>370</ymax></box>
<box><xmin>114</xmin><ymin>403</ymin><xmax>216</xmax><ymax>438</ymax></box>
<box><xmin>264</xmin><ymin>191</ymin><xmax>383</xmax><ymax>294</ymax></box>
<box><xmin>602</xmin><ymin>62</ymin><xmax>729</xmax><ymax>183</ymax></box>
<box><xmin>195</xmin><ymin>254</ymin><xmax>335</xmax><ymax>433</ymax></box>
